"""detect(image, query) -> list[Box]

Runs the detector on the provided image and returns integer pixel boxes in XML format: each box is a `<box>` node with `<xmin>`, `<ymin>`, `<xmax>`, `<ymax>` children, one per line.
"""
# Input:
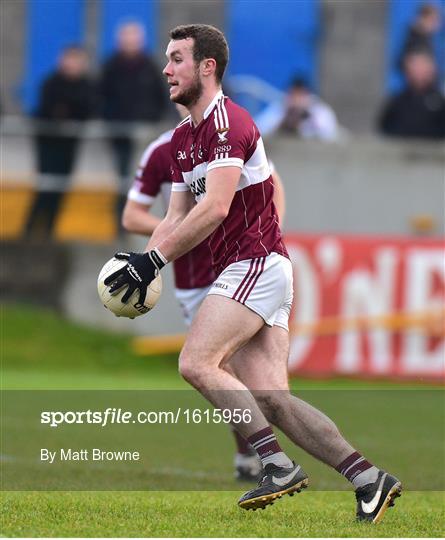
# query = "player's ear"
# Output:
<box><xmin>201</xmin><ymin>58</ymin><xmax>216</xmax><ymax>78</ymax></box>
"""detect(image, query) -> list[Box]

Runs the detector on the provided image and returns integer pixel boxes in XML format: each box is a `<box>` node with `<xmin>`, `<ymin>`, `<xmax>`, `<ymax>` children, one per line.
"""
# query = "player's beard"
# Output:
<box><xmin>172</xmin><ymin>69</ymin><xmax>203</xmax><ymax>108</ymax></box>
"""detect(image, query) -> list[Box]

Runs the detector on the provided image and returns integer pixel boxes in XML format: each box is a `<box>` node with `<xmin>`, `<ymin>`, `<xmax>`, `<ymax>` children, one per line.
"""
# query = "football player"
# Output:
<box><xmin>122</xmin><ymin>105</ymin><xmax>284</xmax><ymax>482</ymax></box>
<box><xmin>106</xmin><ymin>24</ymin><xmax>401</xmax><ymax>521</ymax></box>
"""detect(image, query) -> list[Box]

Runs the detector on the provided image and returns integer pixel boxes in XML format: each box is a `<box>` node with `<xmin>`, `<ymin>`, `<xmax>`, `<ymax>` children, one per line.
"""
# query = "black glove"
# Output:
<box><xmin>104</xmin><ymin>250</ymin><xmax>165</xmax><ymax>305</ymax></box>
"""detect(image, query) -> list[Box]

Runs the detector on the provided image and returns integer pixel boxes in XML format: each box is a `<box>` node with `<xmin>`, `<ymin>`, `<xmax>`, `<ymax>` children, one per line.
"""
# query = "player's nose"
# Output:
<box><xmin>163</xmin><ymin>62</ymin><xmax>172</xmax><ymax>76</ymax></box>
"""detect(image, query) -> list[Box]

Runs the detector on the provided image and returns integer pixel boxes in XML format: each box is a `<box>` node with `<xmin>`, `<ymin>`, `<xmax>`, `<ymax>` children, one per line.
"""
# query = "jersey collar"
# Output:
<box><xmin>203</xmin><ymin>89</ymin><xmax>224</xmax><ymax>120</ymax></box>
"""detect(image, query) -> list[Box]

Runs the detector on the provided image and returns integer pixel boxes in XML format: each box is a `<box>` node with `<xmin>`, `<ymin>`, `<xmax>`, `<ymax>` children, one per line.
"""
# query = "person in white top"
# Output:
<box><xmin>256</xmin><ymin>77</ymin><xmax>340</xmax><ymax>141</ymax></box>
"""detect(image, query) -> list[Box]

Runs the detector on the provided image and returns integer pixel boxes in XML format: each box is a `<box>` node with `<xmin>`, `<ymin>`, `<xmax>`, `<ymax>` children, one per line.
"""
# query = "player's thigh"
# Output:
<box><xmin>228</xmin><ymin>324</ymin><xmax>290</xmax><ymax>391</ymax></box>
<box><xmin>180</xmin><ymin>294</ymin><xmax>264</xmax><ymax>369</ymax></box>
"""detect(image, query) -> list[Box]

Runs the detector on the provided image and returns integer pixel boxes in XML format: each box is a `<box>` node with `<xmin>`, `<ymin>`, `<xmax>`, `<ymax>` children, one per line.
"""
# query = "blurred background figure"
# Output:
<box><xmin>23</xmin><ymin>46</ymin><xmax>96</xmax><ymax>240</ymax></box>
<box><xmin>379</xmin><ymin>50</ymin><xmax>445</xmax><ymax>139</ymax></box>
<box><xmin>256</xmin><ymin>77</ymin><xmax>340</xmax><ymax>141</ymax></box>
<box><xmin>399</xmin><ymin>3</ymin><xmax>442</xmax><ymax>64</ymax></box>
<box><xmin>99</xmin><ymin>21</ymin><xmax>168</xmax><ymax>230</ymax></box>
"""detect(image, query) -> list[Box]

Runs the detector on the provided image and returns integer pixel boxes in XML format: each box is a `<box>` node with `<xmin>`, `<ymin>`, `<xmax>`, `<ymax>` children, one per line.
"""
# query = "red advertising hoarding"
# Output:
<box><xmin>285</xmin><ymin>234</ymin><xmax>445</xmax><ymax>381</ymax></box>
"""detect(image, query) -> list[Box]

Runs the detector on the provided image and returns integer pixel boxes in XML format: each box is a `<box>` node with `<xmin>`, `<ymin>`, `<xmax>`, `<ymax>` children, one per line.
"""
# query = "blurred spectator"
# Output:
<box><xmin>99</xmin><ymin>21</ymin><xmax>168</xmax><ymax>228</ymax></box>
<box><xmin>24</xmin><ymin>46</ymin><xmax>96</xmax><ymax>239</ymax></box>
<box><xmin>379</xmin><ymin>51</ymin><xmax>445</xmax><ymax>139</ymax></box>
<box><xmin>256</xmin><ymin>78</ymin><xmax>340</xmax><ymax>141</ymax></box>
<box><xmin>400</xmin><ymin>3</ymin><xmax>441</xmax><ymax>64</ymax></box>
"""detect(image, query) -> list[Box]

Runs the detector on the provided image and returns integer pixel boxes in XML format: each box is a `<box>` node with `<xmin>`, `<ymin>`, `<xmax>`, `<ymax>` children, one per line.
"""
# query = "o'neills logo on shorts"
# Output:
<box><xmin>213</xmin><ymin>282</ymin><xmax>228</xmax><ymax>290</ymax></box>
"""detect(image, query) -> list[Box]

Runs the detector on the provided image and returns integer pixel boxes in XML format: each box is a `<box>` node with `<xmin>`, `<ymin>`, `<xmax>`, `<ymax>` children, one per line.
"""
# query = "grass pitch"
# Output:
<box><xmin>2</xmin><ymin>304</ymin><xmax>444</xmax><ymax>537</ymax></box>
<box><xmin>3</xmin><ymin>491</ymin><xmax>444</xmax><ymax>537</ymax></box>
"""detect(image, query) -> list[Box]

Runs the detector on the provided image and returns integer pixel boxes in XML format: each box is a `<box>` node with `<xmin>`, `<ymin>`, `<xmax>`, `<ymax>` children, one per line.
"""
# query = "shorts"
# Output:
<box><xmin>175</xmin><ymin>285</ymin><xmax>212</xmax><ymax>327</ymax></box>
<box><xmin>207</xmin><ymin>252</ymin><xmax>293</xmax><ymax>331</ymax></box>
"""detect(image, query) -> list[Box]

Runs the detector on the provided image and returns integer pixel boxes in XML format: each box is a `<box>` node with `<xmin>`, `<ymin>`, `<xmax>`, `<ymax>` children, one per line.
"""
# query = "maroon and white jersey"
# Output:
<box><xmin>128</xmin><ymin>130</ymin><xmax>215</xmax><ymax>290</ymax></box>
<box><xmin>171</xmin><ymin>91</ymin><xmax>288</xmax><ymax>276</ymax></box>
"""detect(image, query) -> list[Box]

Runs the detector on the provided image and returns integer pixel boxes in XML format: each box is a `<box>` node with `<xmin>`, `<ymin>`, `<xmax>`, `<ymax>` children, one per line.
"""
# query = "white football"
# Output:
<box><xmin>97</xmin><ymin>257</ymin><xmax>162</xmax><ymax>319</ymax></box>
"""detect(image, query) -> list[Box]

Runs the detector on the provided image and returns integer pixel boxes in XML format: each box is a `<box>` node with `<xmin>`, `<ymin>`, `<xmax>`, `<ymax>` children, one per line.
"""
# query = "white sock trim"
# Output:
<box><xmin>262</xmin><ymin>451</ymin><xmax>293</xmax><ymax>469</ymax></box>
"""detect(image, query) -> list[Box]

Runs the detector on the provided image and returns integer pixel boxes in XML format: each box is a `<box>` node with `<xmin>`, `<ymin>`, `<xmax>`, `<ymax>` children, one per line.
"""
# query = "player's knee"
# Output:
<box><xmin>178</xmin><ymin>353</ymin><xmax>205</xmax><ymax>387</ymax></box>
<box><xmin>178</xmin><ymin>354</ymin><xmax>196</xmax><ymax>384</ymax></box>
<box><xmin>179</xmin><ymin>352</ymin><xmax>219</xmax><ymax>391</ymax></box>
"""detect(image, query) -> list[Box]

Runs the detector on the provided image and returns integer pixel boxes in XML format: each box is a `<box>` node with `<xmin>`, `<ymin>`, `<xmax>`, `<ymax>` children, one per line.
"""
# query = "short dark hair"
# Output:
<box><xmin>289</xmin><ymin>77</ymin><xmax>310</xmax><ymax>91</ymax></box>
<box><xmin>419</xmin><ymin>3</ymin><xmax>439</xmax><ymax>17</ymax></box>
<box><xmin>169</xmin><ymin>24</ymin><xmax>229</xmax><ymax>83</ymax></box>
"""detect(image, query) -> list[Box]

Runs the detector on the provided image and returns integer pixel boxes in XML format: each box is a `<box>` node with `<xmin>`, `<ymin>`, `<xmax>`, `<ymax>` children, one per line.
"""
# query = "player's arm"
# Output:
<box><xmin>122</xmin><ymin>135</ymin><xmax>172</xmax><ymax>237</ymax></box>
<box><xmin>271</xmin><ymin>169</ymin><xmax>285</xmax><ymax>225</ymax></box>
<box><xmin>121</xmin><ymin>200</ymin><xmax>162</xmax><ymax>236</ymax></box>
<box><xmin>147</xmin><ymin>166</ymin><xmax>241</xmax><ymax>261</ymax></box>
<box><xmin>105</xmin><ymin>187</ymin><xmax>195</xmax><ymax>304</ymax></box>
<box><xmin>148</xmin><ymin>188</ymin><xmax>195</xmax><ymax>247</ymax></box>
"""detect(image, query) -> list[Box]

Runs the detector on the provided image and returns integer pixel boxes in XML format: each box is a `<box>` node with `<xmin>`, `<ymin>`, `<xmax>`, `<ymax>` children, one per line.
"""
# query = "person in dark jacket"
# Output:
<box><xmin>379</xmin><ymin>51</ymin><xmax>445</xmax><ymax>140</ymax></box>
<box><xmin>24</xmin><ymin>46</ymin><xmax>96</xmax><ymax>239</ymax></box>
<box><xmin>99</xmin><ymin>21</ymin><xmax>168</xmax><ymax>228</ymax></box>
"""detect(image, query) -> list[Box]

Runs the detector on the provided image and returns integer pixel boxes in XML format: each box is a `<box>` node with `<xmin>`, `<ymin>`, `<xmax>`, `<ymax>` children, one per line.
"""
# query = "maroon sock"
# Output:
<box><xmin>335</xmin><ymin>451</ymin><xmax>373</xmax><ymax>482</ymax></box>
<box><xmin>232</xmin><ymin>428</ymin><xmax>252</xmax><ymax>455</ymax></box>
<box><xmin>247</xmin><ymin>426</ymin><xmax>282</xmax><ymax>460</ymax></box>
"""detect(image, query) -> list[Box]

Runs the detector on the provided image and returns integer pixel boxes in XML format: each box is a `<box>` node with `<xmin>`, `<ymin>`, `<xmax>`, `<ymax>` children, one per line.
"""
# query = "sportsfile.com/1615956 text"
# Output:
<box><xmin>40</xmin><ymin>408</ymin><xmax>253</xmax><ymax>427</ymax></box>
